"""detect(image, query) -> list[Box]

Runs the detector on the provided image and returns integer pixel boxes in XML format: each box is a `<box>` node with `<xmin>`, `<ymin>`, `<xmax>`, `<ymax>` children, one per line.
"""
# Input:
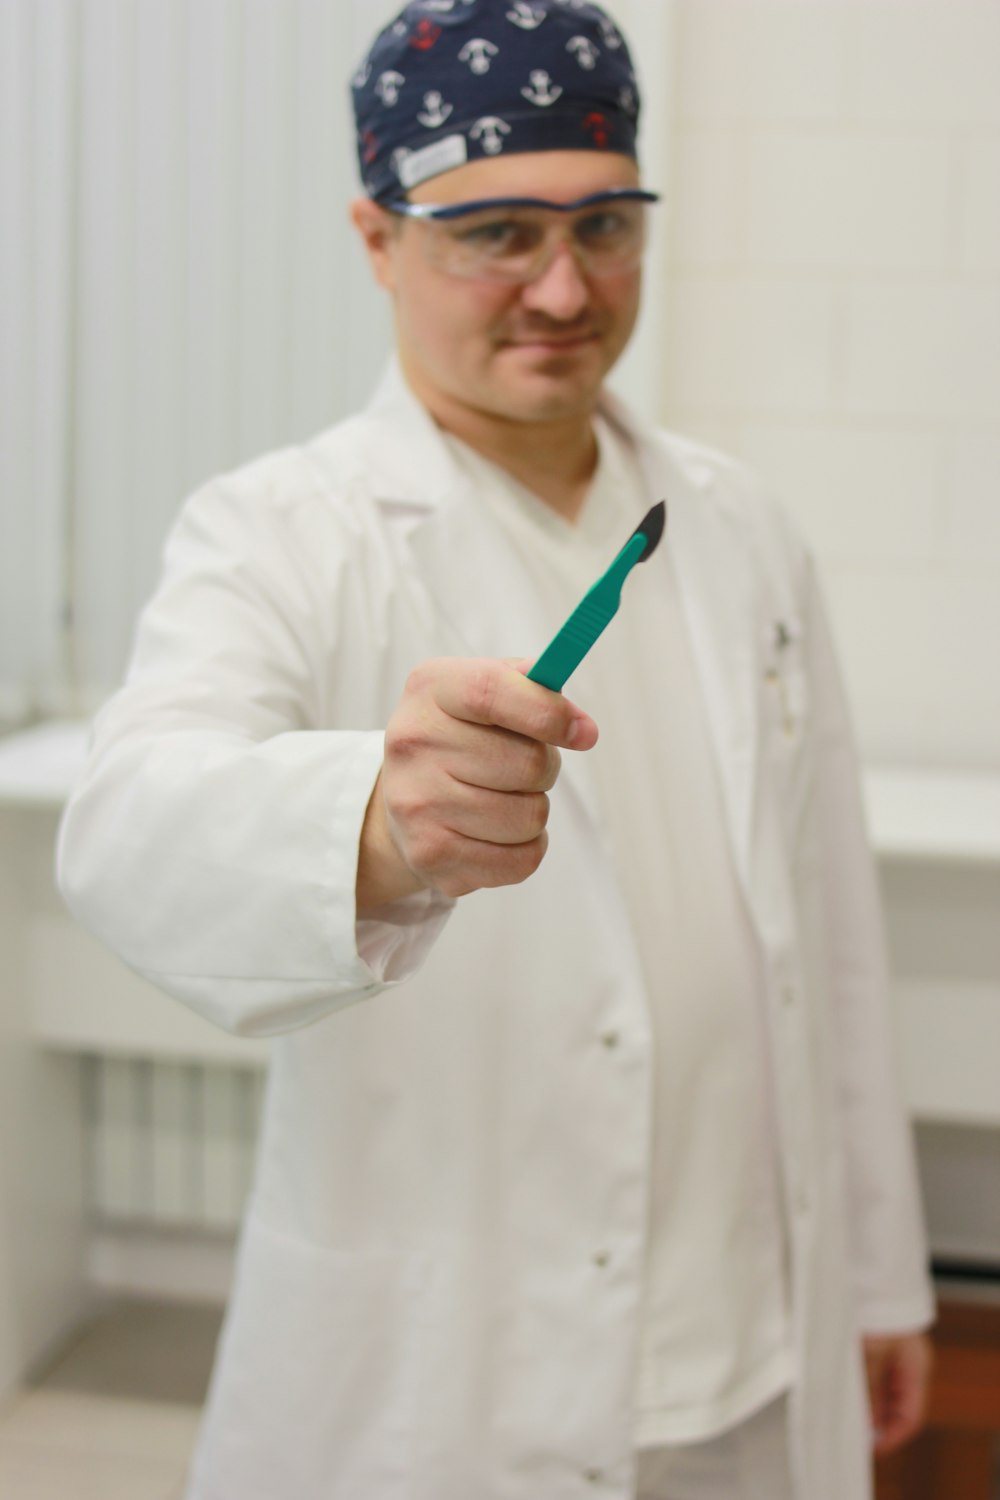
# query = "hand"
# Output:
<box><xmin>862</xmin><ymin>1330</ymin><xmax>934</xmax><ymax>1457</ymax></box>
<box><xmin>359</xmin><ymin>657</ymin><xmax>599</xmax><ymax>908</ymax></box>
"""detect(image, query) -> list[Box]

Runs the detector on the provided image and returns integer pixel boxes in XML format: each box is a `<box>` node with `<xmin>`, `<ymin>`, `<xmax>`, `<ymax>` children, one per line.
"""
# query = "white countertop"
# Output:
<box><xmin>3</xmin><ymin>719</ymin><xmax>1000</xmax><ymax>864</ymax></box>
<box><xmin>0</xmin><ymin>720</ymin><xmax>90</xmax><ymax>810</ymax></box>
<box><xmin>864</xmin><ymin>766</ymin><xmax>1000</xmax><ymax>865</ymax></box>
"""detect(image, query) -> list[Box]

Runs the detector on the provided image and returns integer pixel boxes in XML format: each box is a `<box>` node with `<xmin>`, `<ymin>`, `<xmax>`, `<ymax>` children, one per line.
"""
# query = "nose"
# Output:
<box><xmin>519</xmin><ymin>238</ymin><xmax>591</xmax><ymax>321</ymax></box>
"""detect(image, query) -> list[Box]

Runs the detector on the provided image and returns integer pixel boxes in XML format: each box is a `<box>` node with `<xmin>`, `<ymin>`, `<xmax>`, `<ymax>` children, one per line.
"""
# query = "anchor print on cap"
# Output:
<box><xmin>459</xmin><ymin>38</ymin><xmax>500</xmax><ymax>75</ymax></box>
<box><xmin>507</xmin><ymin>3</ymin><xmax>546</xmax><ymax>29</ymax></box>
<box><xmin>470</xmin><ymin>116</ymin><xmax>512</xmax><ymax>155</ymax></box>
<box><xmin>417</xmin><ymin>90</ymin><xmax>453</xmax><ymax>128</ymax></box>
<box><xmin>521</xmin><ymin>69</ymin><xmax>563</xmax><ymax>106</ymax></box>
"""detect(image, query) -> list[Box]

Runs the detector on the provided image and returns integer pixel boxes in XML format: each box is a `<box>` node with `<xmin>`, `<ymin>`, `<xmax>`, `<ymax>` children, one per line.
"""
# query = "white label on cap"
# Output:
<box><xmin>397</xmin><ymin>133</ymin><xmax>468</xmax><ymax>189</ymax></box>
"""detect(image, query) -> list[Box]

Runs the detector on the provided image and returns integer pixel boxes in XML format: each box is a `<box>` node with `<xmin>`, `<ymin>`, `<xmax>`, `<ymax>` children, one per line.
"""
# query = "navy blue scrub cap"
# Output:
<box><xmin>351</xmin><ymin>0</ymin><xmax>641</xmax><ymax>202</ymax></box>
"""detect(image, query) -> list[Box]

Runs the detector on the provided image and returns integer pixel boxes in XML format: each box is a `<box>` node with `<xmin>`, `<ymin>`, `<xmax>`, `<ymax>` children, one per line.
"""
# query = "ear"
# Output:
<box><xmin>350</xmin><ymin>198</ymin><xmax>399</xmax><ymax>292</ymax></box>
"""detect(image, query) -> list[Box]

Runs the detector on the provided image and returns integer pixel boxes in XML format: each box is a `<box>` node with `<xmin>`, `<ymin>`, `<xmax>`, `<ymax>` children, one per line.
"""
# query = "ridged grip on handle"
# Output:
<box><xmin>527</xmin><ymin>534</ymin><xmax>646</xmax><ymax>692</ymax></box>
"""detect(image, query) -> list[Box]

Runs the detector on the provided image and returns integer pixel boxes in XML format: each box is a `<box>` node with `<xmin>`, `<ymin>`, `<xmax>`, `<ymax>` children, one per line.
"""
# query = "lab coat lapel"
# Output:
<box><xmin>603</xmin><ymin>395</ymin><xmax>761</xmax><ymax>891</ymax></box>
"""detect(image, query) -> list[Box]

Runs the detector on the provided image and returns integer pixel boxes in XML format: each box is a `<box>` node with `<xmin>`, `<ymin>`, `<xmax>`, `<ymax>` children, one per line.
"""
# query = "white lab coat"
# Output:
<box><xmin>57</xmin><ymin>364</ymin><xmax>934</xmax><ymax>1500</ymax></box>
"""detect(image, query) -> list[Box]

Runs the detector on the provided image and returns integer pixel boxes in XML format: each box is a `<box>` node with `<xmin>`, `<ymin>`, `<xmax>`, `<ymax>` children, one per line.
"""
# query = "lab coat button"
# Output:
<box><xmin>593</xmin><ymin>1250</ymin><xmax>611</xmax><ymax>1268</ymax></box>
<box><xmin>781</xmin><ymin>984</ymin><xmax>796</xmax><ymax>1007</ymax></box>
<box><xmin>584</xmin><ymin>1467</ymin><xmax>603</xmax><ymax>1484</ymax></box>
<box><xmin>600</xmin><ymin>1030</ymin><xmax>620</xmax><ymax>1050</ymax></box>
<box><xmin>795</xmin><ymin>1188</ymin><xmax>811</xmax><ymax>1215</ymax></box>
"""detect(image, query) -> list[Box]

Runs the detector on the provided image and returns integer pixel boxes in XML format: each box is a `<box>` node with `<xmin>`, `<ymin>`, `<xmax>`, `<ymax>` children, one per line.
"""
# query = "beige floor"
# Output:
<box><xmin>0</xmin><ymin>1300</ymin><xmax>222</xmax><ymax>1500</ymax></box>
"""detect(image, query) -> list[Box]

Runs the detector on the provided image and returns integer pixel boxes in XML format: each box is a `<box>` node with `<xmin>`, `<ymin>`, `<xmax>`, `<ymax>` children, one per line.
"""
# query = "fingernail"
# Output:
<box><xmin>567</xmin><ymin>719</ymin><xmax>582</xmax><ymax>746</ymax></box>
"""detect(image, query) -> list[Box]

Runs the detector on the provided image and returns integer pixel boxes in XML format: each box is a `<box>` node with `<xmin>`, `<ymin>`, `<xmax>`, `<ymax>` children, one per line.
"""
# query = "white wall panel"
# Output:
<box><xmin>663</xmin><ymin>0</ymin><xmax>1000</xmax><ymax>769</ymax></box>
<box><xmin>675</xmin><ymin>1</ymin><xmax>848</xmax><ymax>126</ymax></box>
<box><xmin>822</xmin><ymin>568</ymin><xmax>1000</xmax><ymax>767</ymax></box>
<box><xmin>845</xmin><ymin>284</ymin><xmax>1000</xmax><ymax>423</ymax></box>
<box><xmin>848</xmin><ymin>3</ymin><xmax>1000</xmax><ymax>129</ymax></box>
<box><xmin>665</xmin><ymin>275</ymin><xmax>837</xmax><ymax>415</ymax></box>
<box><xmin>734</xmin><ymin>425</ymin><xmax>940</xmax><ymax>566</ymax></box>
<box><xmin>746</xmin><ymin>134</ymin><xmax>952</xmax><ymax>272</ymax></box>
<box><xmin>945</xmin><ymin>434</ymin><xmax>1000</xmax><ymax>567</ymax></box>
<box><xmin>668</xmin><ymin>130</ymin><xmax>745</xmax><ymax>270</ymax></box>
<box><xmin>961</xmin><ymin>137</ymin><xmax>1000</xmax><ymax>273</ymax></box>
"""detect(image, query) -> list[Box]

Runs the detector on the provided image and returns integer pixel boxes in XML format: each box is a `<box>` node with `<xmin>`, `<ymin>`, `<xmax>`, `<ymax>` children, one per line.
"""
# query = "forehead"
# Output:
<box><xmin>406</xmin><ymin>150</ymin><xmax>641</xmax><ymax>207</ymax></box>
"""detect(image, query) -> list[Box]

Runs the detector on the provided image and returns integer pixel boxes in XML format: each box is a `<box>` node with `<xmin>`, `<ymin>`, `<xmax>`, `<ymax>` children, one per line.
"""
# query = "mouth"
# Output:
<box><xmin>503</xmin><ymin>332</ymin><xmax>600</xmax><ymax>353</ymax></box>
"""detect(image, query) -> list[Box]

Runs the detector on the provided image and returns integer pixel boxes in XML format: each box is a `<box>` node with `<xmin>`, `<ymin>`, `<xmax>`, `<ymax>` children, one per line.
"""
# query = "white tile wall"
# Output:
<box><xmin>733</xmin><ymin>425</ymin><xmax>941</xmax><ymax>565</ymax></box>
<box><xmin>745</xmin><ymin>135</ymin><xmax>952</xmax><ymax>272</ymax></box>
<box><xmin>847</xmin><ymin>4</ymin><xmax>1000</xmax><ymax>129</ymax></box>
<box><xmin>844</xmin><ymin>285</ymin><xmax>1000</xmax><ymax>422</ymax></box>
<box><xmin>661</xmin><ymin>0</ymin><xmax>1000</xmax><ymax>768</ymax></box>
<box><xmin>820</xmin><ymin>567</ymin><xmax>1000</xmax><ymax>765</ymax></box>
<box><xmin>667</xmin><ymin>131</ymin><xmax>745</xmax><ymax>270</ymax></box>
<box><xmin>945</xmin><ymin>434</ymin><xmax>1000</xmax><ymax>566</ymax></box>
<box><xmin>962</xmin><ymin>138</ymin><xmax>1000</xmax><ymax>272</ymax></box>
<box><xmin>664</xmin><ymin>276</ymin><xmax>837</xmax><ymax>413</ymax></box>
<box><xmin>675</xmin><ymin>2</ymin><xmax>849</xmax><ymax>126</ymax></box>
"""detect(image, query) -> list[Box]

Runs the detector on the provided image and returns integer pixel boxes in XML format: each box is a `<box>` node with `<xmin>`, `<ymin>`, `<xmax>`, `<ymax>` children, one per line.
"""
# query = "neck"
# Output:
<box><xmin>401</xmin><ymin>361</ymin><xmax>600</xmax><ymax>524</ymax></box>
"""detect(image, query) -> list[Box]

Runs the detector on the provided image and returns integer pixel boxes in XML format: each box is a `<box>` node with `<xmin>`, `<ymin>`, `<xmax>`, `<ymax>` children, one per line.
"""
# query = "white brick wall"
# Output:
<box><xmin>659</xmin><ymin>0</ymin><xmax>1000</xmax><ymax>768</ymax></box>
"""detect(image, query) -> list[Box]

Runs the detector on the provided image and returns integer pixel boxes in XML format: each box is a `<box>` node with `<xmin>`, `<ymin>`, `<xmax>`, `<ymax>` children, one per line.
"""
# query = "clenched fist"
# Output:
<box><xmin>356</xmin><ymin>657</ymin><xmax>599</xmax><ymax>911</ymax></box>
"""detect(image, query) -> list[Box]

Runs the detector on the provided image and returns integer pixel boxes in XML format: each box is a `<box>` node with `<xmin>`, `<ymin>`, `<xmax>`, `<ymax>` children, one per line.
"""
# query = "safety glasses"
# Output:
<box><xmin>383</xmin><ymin>188</ymin><xmax>660</xmax><ymax>284</ymax></box>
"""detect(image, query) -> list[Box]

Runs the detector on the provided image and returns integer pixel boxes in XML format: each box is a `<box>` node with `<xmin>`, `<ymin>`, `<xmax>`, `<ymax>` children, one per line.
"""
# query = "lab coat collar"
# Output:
<box><xmin>359</xmin><ymin>358</ymin><xmax>718</xmax><ymax>506</ymax></box>
<box><xmin>358</xmin><ymin>360</ymin><xmax>758</xmax><ymax>887</ymax></box>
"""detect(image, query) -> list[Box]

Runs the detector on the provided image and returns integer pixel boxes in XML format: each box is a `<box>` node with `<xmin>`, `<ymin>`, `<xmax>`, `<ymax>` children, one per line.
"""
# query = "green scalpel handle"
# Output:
<box><xmin>526</xmin><ymin>533</ymin><xmax>647</xmax><ymax>694</ymax></box>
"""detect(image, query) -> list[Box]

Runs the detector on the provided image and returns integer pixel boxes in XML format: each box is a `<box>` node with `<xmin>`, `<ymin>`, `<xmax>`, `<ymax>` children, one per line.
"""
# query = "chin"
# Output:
<box><xmin>512</xmin><ymin>376</ymin><xmax>605</xmax><ymax>423</ymax></box>
<box><xmin>493</xmin><ymin>361</ymin><xmax>605</xmax><ymax>418</ymax></box>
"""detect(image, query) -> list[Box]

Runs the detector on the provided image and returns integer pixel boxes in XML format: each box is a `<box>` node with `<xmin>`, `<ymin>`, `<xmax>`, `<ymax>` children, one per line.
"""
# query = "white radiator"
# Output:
<box><xmin>84</xmin><ymin>1058</ymin><xmax>266</xmax><ymax>1233</ymax></box>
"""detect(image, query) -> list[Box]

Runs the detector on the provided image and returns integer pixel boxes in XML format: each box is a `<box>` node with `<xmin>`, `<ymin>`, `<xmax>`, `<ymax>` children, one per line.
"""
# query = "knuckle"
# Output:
<box><xmin>522</xmin><ymin>701</ymin><xmax>559</xmax><ymax>745</ymax></box>
<box><xmin>464</xmin><ymin>661</ymin><xmax>500</xmax><ymax>723</ymax></box>
<box><xmin>404</xmin><ymin>657</ymin><xmax>447</xmax><ymax>697</ymax></box>
<box><xmin>384</xmin><ymin>723</ymin><xmax>424</xmax><ymax>763</ymax></box>
<box><xmin>518</xmin><ymin>792</ymin><xmax>549</xmax><ymax>840</ymax></box>
<box><xmin>385</xmin><ymin>784</ymin><xmax>425</xmax><ymax>827</ymax></box>
<box><xmin>404</xmin><ymin>661</ymin><xmax>431</xmax><ymax>697</ymax></box>
<box><xmin>411</xmin><ymin>827</ymin><xmax>450</xmax><ymax>874</ymax></box>
<box><xmin>522</xmin><ymin>739</ymin><xmax>551</xmax><ymax>786</ymax></box>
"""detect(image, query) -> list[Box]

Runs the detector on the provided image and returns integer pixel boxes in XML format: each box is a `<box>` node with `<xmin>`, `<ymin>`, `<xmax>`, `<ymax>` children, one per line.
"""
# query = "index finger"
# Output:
<box><xmin>435</xmin><ymin>658</ymin><xmax>599</xmax><ymax>750</ymax></box>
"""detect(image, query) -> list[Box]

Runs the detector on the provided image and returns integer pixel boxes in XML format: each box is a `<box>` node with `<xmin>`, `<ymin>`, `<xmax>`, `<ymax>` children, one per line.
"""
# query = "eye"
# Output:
<box><xmin>575</xmin><ymin>209</ymin><xmax>631</xmax><ymax>245</ymax></box>
<box><xmin>452</xmin><ymin>218</ymin><xmax>542</xmax><ymax>257</ymax></box>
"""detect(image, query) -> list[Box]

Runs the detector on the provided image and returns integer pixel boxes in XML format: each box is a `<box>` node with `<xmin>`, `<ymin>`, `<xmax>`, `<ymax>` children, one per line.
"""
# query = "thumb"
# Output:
<box><xmin>500</xmin><ymin>657</ymin><xmax>599</xmax><ymax>750</ymax></box>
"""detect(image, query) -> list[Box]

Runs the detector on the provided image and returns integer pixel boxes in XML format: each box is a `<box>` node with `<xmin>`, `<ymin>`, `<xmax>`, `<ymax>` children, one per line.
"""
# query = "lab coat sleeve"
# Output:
<box><xmin>803</xmin><ymin>553</ymin><xmax>936</xmax><ymax>1336</ymax></box>
<box><xmin>56</xmin><ymin>465</ymin><xmax>455</xmax><ymax>1039</ymax></box>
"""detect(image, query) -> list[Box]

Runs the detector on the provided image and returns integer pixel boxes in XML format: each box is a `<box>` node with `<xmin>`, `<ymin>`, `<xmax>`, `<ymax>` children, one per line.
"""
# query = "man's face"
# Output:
<box><xmin>354</xmin><ymin>151</ymin><xmax>645</xmax><ymax>427</ymax></box>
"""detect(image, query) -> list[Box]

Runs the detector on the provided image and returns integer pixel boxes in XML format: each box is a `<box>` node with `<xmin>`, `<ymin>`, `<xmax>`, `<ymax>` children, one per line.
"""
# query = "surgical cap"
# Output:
<box><xmin>351</xmin><ymin>0</ymin><xmax>641</xmax><ymax>202</ymax></box>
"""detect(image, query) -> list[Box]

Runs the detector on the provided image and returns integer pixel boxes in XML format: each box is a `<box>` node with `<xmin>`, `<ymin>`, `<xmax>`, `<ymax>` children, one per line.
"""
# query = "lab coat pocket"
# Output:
<box><xmin>187</xmin><ymin>1209</ymin><xmax>428</xmax><ymax>1500</ymax></box>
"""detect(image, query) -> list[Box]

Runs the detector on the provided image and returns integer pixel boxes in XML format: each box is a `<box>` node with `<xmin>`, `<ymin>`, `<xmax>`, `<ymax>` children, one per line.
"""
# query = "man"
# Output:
<box><xmin>57</xmin><ymin>3</ymin><xmax>935</xmax><ymax>1496</ymax></box>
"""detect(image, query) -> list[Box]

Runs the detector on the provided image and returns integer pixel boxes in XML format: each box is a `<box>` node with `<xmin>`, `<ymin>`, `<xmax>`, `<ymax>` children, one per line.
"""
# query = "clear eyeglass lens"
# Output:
<box><xmin>427</xmin><ymin>201</ymin><xmax>647</xmax><ymax>282</ymax></box>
